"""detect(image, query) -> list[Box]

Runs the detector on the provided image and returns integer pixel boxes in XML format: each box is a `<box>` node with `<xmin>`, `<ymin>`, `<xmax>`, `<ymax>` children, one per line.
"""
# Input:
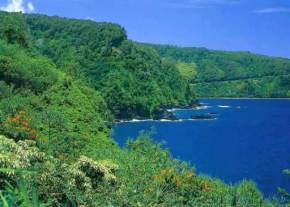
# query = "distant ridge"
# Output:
<box><xmin>141</xmin><ymin>43</ymin><xmax>290</xmax><ymax>98</ymax></box>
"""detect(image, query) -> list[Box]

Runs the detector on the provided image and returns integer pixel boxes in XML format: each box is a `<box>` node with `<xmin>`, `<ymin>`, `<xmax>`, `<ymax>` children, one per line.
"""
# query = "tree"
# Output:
<box><xmin>0</xmin><ymin>12</ymin><xmax>30</xmax><ymax>47</ymax></box>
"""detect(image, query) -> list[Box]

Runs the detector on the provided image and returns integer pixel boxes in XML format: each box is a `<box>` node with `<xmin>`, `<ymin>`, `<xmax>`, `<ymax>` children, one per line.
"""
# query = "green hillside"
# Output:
<box><xmin>24</xmin><ymin>14</ymin><xmax>197</xmax><ymax>120</ymax></box>
<box><xmin>0</xmin><ymin>11</ymin><xmax>289</xmax><ymax>206</ymax></box>
<box><xmin>143</xmin><ymin>44</ymin><xmax>290</xmax><ymax>98</ymax></box>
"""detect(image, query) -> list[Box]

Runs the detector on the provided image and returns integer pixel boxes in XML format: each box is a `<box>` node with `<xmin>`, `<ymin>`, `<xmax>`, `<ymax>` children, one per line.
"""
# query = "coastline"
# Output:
<box><xmin>114</xmin><ymin>97</ymin><xmax>290</xmax><ymax>123</ymax></box>
<box><xmin>115</xmin><ymin>105</ymin><xmax>218</xmax><ymax>123</ymax></box>
<box><xmin>113</xmin><ymin>97</ymin><xmax>290</xmax><ymax>123</ymax></box>
<box><xmin>198</xmin><ymin>97</ymin><xmax>290</xmax><ymax>100</ymax></box>
<box><xmin>116</xmin><ymin>118</ymin><xmax>217</xmax><ymax>123</ymax></box>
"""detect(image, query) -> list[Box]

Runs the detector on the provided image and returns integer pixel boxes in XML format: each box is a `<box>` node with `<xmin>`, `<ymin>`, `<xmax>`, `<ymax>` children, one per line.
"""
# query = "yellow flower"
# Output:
<box><xmin>201</xmin><ymin>181</ymin><xmax>211</xmax><ymax>192</ymax></box>
<box><xmin>22</xmin><ymin>121</ymin><xmax>29</xmax><ymax>127</ymax></box>
<box><xmin>154</xmin><ymin>175</ymin><xmax>160</xmax><ymax>181</ymax></box>
<box><xmin>173</xmin><ymin>175</ymin><xmax>182</xmax><ymax>186</ymax></box>
<box><xmin>42</xmin><ymin>139</ymin><xmax>48</xmax><ymax>144</ymax></box>
<box><xmin>186</xmin><ymin>172</ymin><xmax>195</xmax><ymax>178</ymax></box>
<box><xmin>176</xmin><ymin>181</ymin><xmax>182</xmax><ymax>187</ymax></box>
<box><xmin>169</xmin><ymin>168</ymin><xmax>175</xmax><ymax>174</ymax></box>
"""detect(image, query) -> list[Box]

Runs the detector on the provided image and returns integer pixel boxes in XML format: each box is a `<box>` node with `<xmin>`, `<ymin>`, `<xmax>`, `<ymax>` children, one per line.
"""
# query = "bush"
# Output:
<box><xmin>0</xmin><ymin>135</ymin><xmax>44</xmax><ymax>187</ymax></box>
<box><xmin>234</xmin><ymin>181</ymin><xmax>264</xmax><ymax>207</ymax></box>
<box><xmin>0</xmin><ymin>134</ymin><xmax>119</xmax><ymax>206</ymax></box>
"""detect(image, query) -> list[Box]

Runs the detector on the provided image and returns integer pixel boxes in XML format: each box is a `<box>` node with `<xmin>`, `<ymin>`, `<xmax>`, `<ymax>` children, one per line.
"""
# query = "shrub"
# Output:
<box><xmin>234</xmin><ymin>181</ymin><xmax>264</xmax><ymax>207</ymax></box>
<box><xmin>2</xmin><ymin>111</ymin><xmax>38</xmax><ymax>141</ymax></box>
<box><xmin>278</xmin><ymin>169</ymin><xmax>290</xmax><ymax>205</ymax></box>
<box><xmin>0</xmin><ymin>134</ymin><xmax>119</xmax><ymax>206</ymax></box>
<box><xmin>0</xmin><ymin>135</ymin><xmax>44</xmax><ymax>187</ymax></box>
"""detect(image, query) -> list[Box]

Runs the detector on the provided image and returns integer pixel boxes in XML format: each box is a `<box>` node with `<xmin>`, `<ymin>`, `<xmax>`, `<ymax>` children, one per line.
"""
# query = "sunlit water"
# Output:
<box><xmin>113</xmin><ymin>99</ymin><xmax>290</xmax><ymax>197</ymax></box>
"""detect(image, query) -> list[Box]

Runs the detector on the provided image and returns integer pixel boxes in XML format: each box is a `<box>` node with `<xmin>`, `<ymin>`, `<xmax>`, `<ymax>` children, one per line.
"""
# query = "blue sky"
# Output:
<box><xmin>1</xmin><ymin>0</ymin><xmax>290</xmax><ymax>58</ymax></box>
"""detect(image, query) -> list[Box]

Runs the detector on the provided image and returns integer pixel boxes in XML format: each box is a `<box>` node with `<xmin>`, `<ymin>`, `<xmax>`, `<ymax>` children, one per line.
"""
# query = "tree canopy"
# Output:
<box><xmin>143</xmin><ymin>43</ymin><xmax>290</xmax><ymax>98</ymax></box>
<box><xmin>0</xmin><ymin>11</ymin><xmax>288</xmax><ymax>207</ymax></box>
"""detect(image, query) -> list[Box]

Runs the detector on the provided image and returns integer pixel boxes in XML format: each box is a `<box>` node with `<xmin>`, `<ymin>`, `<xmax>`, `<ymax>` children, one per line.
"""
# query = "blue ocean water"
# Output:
<box><xmin>113</xmin><ymin>99</ymin><xmax>290</xmax><ymax>197</ymax></box>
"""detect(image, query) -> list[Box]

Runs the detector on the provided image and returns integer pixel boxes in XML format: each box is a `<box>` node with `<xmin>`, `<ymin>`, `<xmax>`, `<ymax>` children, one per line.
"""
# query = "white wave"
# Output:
<box><xmin>167</xmin><ymin>108</ymin><xmax>179</xmax><ymax>112</ymax></box>
<box><xmin>218</xmin><ymin>105</ymin><xmax>231</xmax><ymax>108</ymax></box>
<box><xmin>167</xmin><ymin>106</ymin><xmax>212</xmax><ymax>112</ymax></box>
<box><xmin>118</xmin><ymin>119</ymin><xmax>153</xmax><ymax>123</ymax></box>
<box><xmin>160</xmin><ymin>119</ymin><xmax>173</xmax><ymax>122</ymax></box>
<box><xmin>195</xmin><ymin>105</ymin><xmax>210</xmax><ymax>110</ymax></box>
<box><xmin>160</xmin><ymin>119</ymin><xmax>187</xmax><ymax>122</ymax></box>
<box><xmin>117</xmin><ymin>117</ymin><xmax>217</xmax><ymax>123</ymax></box>
<box><xmin>187</xmin><ymin>118</ymin><xmax>217</xmax><ymax>121</ymax></box>
<box><xmin>132</xmin><ymin>119</ymin><xmax>154</xmax><ymax>122</ymax></box>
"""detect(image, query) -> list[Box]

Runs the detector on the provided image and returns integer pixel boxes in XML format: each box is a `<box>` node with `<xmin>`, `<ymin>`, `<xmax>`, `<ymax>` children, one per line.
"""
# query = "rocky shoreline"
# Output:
<box><xmin>115</xmin><ymin>102</ymin><xmax>218</xmax><ymax>123</ymax></box>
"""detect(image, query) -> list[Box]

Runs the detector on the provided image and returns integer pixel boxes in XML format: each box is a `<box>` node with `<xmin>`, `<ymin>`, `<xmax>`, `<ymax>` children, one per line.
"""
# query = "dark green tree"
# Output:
<box><xmin>0</xmin><ymin>12</ymin><xmax>30</xmax><ymax>47</ymax></box>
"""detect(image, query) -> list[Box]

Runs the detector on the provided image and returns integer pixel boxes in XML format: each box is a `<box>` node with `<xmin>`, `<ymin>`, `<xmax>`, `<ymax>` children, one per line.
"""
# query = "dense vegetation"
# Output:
<box><xmin>143</xmin><ymin>44</ymin><xmax>290</xmax><ymax>98</ymax></box>
<box><xmin>23</xmin><ymin>13</ymin><xmax>196</xmax><ymax>120</ymax></box>
<box><xmin>0</xmin><ymin>11</ymin><xmax>289</xmax><ymax>206</ymax></box>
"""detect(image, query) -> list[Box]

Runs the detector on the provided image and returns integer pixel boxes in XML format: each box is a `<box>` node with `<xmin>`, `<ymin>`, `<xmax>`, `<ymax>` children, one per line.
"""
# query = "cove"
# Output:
<box><xmin>113</xmin><ymin>99</ymin><xmax>290</xmax><ymax>197</ymax></box>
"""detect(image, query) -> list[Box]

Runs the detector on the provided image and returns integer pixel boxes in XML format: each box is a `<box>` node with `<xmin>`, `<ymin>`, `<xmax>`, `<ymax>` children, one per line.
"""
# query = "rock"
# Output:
<box><xmin>191</xmin><ymin>113</ymin><xmax>217</xmax><ymax>120</ymax></box>
<box><xmin>153</xmin><ymin>109</ymin><xmax>178</xmax><ymax>120</ymax></box>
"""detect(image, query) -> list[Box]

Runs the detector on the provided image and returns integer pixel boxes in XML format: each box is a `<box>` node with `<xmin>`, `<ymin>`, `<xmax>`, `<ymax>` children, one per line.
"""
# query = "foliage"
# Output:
<box><xmin>234</xmin><ymin>181</ymin><xmax>264</xmax><ymax>207</ymax></box>
<box><xmin>0</xmin><ymin>132</ymin><xmax>283</xmax><ymax>207</ymax></box>
<box><xmin>0</xmin><ymin>10</ymin><xmax>287</xmax><ymax>207</ymax></box>
<box><xmin>176</xmin><ymin>61</ymin><xmax>198</xmax><ymax>82</ymax></box>
<box><xmin>85</xmin><ymin>132</ymin><xmax>276</xmax><ymax>207</ymax></box>
<box><xmin>0</xmin><ymin>12</ymin><xmax>30</xmax><ymax>47</ymax></box>
<box><xmin>24</xmin><ymin>13</ymin><xmax>195</xmax><ymax>119</ymax></box>
<box><xmin>0</xmin><ymin>135</ymin><xmax>119</xmax><ymax>206</ymax></box>
<box><xmin>278</xmin><ymin>169</ymin><xmax>290</xmax><ymax>205</ymax></box>
<box><xmin>2</xmin><ymin>111</ymin><xmax>38</xmax><ymax>141</ymax></box>
<box><xmin>0</xmin><ymin>178</ymin><xmax>46</xmax><ymax>207</ymax></box>
<box><xmin>143</xmin><ymin>43</ymin><xmax>290</xmax><ymax>98</ymax></box>
<box><xmin>0</xmin><ymin>40</ymin><xmax>60</xmax><ymax>94</ymax></box>
<box><xmin>191</xmin><ymin>75</ymin><xmax>290</xmax><ymax>98</ymax></box>
<box><xmin>0</xmin><ymin>135</ymin><xmax>44</xmax><ymax>187</ymax></box>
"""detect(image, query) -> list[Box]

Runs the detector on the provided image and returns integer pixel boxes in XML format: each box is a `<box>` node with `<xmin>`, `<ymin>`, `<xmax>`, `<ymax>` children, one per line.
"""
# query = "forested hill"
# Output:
<box><xmin>142</xmin><ymin>44</ymin><xmax>290</xmax><ymax>98</ymax></box>
<box><xmin>0</xmin><ymin>11</ymin><xmax>289</xmax><ymax>206</ymax></box>
<box><xmin>26</xmin><ymin>14</ymin><xmax>198</xmax><ymax>119</ymax></box>
<box><xmin>0</xmin><ymin>11</ymin><xmax>195</xmax><ymax>120</ymax></box>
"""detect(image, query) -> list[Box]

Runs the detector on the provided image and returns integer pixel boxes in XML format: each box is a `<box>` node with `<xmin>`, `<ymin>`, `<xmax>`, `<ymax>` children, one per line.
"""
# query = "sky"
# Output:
<box><xmin>0</xmin><ymin>0</ymin><xmax>290</xmax><ymax>58</ymax></box>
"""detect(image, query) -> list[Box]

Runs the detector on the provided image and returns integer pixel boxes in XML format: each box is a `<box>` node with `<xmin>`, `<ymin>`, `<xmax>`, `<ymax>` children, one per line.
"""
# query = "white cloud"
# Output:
<box><xmin>0</xmin><ymin>0</ymin><xmax>35</xmax><ymax>13</ymax></box>
<box><xmin>0</xmin><ymin>0</ymin><xmax>25</xmax><ymax>12</ymax></box>
<box><xmin>86</xmin><ymin>17</ymin><xmax>95</xmax><ymax>21</ymax></box>
<box><xmin>253</xmin><ymin>7</ymin><xmax>290</xmax><ymax>14</ymax></box>
<box><xmin>27</xmin><ymin>1</ymin><xmax>34</xmax><ymax>12</ymax></box>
